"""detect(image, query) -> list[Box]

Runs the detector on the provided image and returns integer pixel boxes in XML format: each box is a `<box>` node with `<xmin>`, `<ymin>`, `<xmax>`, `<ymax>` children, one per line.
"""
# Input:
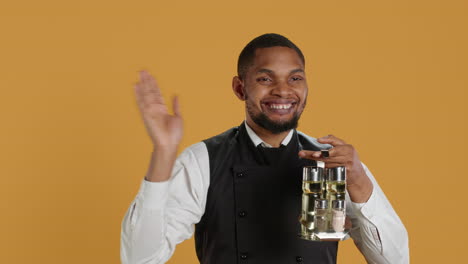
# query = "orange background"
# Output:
<box><xmin>1</xmin><ymin>0</ymin><xmax>467</xmax><ymax>263</ymax></box>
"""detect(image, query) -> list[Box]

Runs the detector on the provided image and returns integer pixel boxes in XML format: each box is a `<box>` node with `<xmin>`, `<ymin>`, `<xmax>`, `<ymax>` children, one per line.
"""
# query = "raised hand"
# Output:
<box><xmin>134</xmin><ymin>70</ymin><xmax>183</xmax><ymax>149</ymax></box>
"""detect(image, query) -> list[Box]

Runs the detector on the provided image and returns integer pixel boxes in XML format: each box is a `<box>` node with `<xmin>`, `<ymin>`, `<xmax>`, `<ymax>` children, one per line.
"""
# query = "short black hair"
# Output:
<box><xmin>237</xmin><ymin>33</ymin><xmax>305</xmax><ymax>80</ymax></box>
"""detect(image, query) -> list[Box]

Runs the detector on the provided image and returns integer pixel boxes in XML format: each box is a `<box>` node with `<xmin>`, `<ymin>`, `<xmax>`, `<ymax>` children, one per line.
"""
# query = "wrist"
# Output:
<box><xmin>153</xmin><ymin>143</ymin><xmax>179</xmax><ymax>153</ymax></box>
<box><xmin>145</xmin><ymin>146</ymin><xmax>179</xmax><ymax>182</ymax></box>
<box><xmin>347</xmin><ymin>172</ymin><xmax>373</xmax><ymax>203</ymax></box>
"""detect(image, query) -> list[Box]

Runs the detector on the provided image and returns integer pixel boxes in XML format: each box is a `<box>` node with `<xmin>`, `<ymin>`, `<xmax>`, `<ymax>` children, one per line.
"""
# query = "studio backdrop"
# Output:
<box><xmin>1</xmin><ymin>0</ymin><xmax>467</xmax><ymax>263</ymax></box>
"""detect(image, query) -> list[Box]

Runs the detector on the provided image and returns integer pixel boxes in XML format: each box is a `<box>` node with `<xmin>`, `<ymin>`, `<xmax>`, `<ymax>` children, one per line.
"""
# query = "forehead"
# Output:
<box><xmin>251</xmin><ymin>46</ymin><xmax>304</xmax><ymax>72</ymax></box>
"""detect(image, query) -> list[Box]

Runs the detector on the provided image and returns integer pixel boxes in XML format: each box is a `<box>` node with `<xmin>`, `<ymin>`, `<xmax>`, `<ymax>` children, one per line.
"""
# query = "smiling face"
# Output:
<box><xmin>233</xmin><ymin>46</ymin><xmax>308</xmax><ymax>134</ymax></box>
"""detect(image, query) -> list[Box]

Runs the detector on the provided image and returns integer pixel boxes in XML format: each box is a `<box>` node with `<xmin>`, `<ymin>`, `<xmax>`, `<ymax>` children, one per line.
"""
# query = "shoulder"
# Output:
<box><xmin>172</xmin><ymin>142</ymin><xmax>210</xmax><ymax>188</ymax></box>
<box><xmin>202</xmin><ymin>126</ymin><xmax>241</xmax><ymax>160</ymax></box>
<box><xmin>177</xmin><ymin>125</ymin><xmax>241</xmax><ymax>165</ymax></box>
<box><xmin>296</xmin><ymin>130</ymin><xmax>333</xmax><ymax>150</ymax></box>
<box><xmin>202</xmin><ymin>126</ymin><xmax>240</xmax><ymax>147</ymax></box>
<box><xmin>175</xmin><ymin>142</ymin><xmax>209</xmax><ymax>168</ymax></box>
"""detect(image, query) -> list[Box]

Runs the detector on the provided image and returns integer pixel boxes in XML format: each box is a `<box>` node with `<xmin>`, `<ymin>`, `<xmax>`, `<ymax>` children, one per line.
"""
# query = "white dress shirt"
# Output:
<box><xmin>121</xmin><ymin>122</ymin><xmax>409</xmax><ymax>264</ymax></box>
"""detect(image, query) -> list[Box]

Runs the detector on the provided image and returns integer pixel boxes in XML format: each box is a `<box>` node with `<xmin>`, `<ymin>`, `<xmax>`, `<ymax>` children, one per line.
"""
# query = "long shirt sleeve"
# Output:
<box><xmin>120</xmin><ymin>142</ymin><xmax>210</xmax><ymax>264</ymax></box>
<box><xmin>121</xmin><ymin>135</ymin><xmax>409</xmax><ymax>263</ymax></box>
<box><xmin>346</xmin><ymin>163</ymin><xmax>409</xmax><ymax>263</ymax></box>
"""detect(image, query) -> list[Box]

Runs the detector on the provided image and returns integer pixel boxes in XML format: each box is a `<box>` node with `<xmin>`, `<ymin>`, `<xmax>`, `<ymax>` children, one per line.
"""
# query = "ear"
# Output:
<box><xmin>232</xmin><ymin>76</ymin><xmax>246</xmax><ymax>101</ymax></box>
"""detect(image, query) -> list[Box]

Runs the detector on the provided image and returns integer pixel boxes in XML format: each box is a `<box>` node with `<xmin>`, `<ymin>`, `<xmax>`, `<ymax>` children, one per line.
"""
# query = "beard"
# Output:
<box><xmin>246</xmin><ymin>98</ymin><xmax>306</xmax><ymax>135</ymax></box>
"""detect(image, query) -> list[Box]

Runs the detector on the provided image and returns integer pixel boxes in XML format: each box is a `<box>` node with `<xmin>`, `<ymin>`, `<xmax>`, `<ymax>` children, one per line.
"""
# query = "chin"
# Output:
<box><xmin>253</xmin><ymin>113</ymin><xmax>300</xmax><ymax>134</ymax></box>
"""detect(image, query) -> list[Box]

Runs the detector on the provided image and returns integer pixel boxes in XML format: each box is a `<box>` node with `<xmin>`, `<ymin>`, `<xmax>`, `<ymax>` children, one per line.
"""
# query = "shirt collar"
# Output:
<box><xmin>244</xmin><ymin>120</ymin><xmax>294</xmax><ymax>148</ymax></box>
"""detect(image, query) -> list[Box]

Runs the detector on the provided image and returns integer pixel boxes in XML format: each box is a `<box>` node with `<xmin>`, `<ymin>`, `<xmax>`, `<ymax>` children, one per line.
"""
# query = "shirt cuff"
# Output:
<box><xmin>137</xmin><ymin>178</ymin><xmax>170</xmax><ymax>210</ymax></box>
<box><xmin>352</xmin><ymin>202</ymin><xmax>366</xmax><ymax>210</ymax></box>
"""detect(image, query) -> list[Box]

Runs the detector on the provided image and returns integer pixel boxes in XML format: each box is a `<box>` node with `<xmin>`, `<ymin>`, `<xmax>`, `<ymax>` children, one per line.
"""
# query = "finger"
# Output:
<box><xmin>298</xmin><ymin>150</ymin><xmax>322</xmax><ymax>159</ymax></box>
<box><xmin>324</xmin><ymin>162</ymin><xmax>346</xmax><ymax>168</ymax></box>
<box><xmin>326</xmin><ymin>146</ymin><xmax>350</xmax><ymax>159</ymax></box>
<box><xmin>322</xmin><ymin>154</ymin><xmax>348</xmax><ymax>163</ymax></box>
<box><xmin>139</xmin><ymin>70</ymin><xmax>165</xmax><ymax>105</ymax></box>
<box><xmin>172</xmin><ymin>95</ymin><xmax>182</xmax><ymax>117</ymax></box>
<box><xmin>146</xmin><ymin>72</ymin><xmax>163</xmax><ymax>98</ymax></box>
<box><xmin>298</xmin><ymin>148</ymin><xmax>346</xmax><ymax>160</ymax></box>
<box><xmin>318</xmin><ymin>154</ymin><xmax>348</xmax><ymax>164</ymax></box>
<box><xmin>298</xmin><ymin>150</ymin><xmax>335</xmax><ymax>159</ymax></box>
<box><xmin>147</xmin><ymin>76</ymin><xmax>165</xmax><ymax>105</ymax></box>
<box><xmin>135</xmin><ymin>79</ymin><xmax>155</xmax><ymax>109</ymax></box>
<box><xmin>134</xmin><ymin>83</ymin><xmax>146</xmax><ymax>109</ymax></box>
<box><xmin>139</xmin><ymin>70</ymin><xmax>151</xmax><ymax>86</ymax></box>
<box><xmin>317</xmin><ymin>134</ymin><xmax>346</xmax><ymax>146</ymax></box>
<box><xmin>139</xmin><ymin>70</ymin><xmax>153</xmax><ymax>97</ymax></box>
<box><xmin>299</xmin><ymin>150</ymin><xmax>350</xmax><ymax>167</ymax></box>
<box><xmin>139</xmin><ymin>70</ymin><xmax>157</xmax><ymax>95</ymax></box>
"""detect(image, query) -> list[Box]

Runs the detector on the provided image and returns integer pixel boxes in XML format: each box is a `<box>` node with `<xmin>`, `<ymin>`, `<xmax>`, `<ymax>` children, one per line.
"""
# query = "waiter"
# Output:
<box><xmin>120</xmin><ymin>33</ymin><xmax>409</xmax><ymax>264</ymax></box>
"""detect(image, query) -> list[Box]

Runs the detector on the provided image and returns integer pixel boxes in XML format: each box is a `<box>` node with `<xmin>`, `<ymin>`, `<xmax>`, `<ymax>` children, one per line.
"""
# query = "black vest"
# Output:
<box><xmin>195</xmin><ymin>122</ymin><xmax>338</xmax><ymax>264</ymax></box>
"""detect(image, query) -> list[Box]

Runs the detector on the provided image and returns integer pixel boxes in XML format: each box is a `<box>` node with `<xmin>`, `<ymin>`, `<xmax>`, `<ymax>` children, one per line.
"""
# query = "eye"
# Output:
<box><xmin>291</xmin><ymin>76</ymin><xmax>303</xmax><ymax>81</ymax></box>
<box><xmin>256</xmin><ymin>77</ymin><xmax>272</xmax><ymax>82</ymax></box>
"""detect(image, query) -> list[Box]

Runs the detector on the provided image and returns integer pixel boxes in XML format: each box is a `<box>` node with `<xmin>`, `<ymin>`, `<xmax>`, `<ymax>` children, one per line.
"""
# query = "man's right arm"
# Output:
<box><xmin>121</xmin><ymin>70</ymin><xmax>209</xmax><ymax>263</ymax></box>
<box><xmin>120</xmin><ymin>142</ymin><xmax>209</xmax><ymax>264</ymax></box>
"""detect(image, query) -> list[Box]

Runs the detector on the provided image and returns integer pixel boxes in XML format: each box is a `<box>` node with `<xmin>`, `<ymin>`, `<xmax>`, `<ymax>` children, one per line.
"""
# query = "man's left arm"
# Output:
<box><xmin>346</xmin><ymin>162</ymin><xmax>409</xmax><ymax>264</ymax></box>
<box><xmin>299</xmin><ymin>135</ymin><xmax>409</xmax><ymax>264</ymax></box>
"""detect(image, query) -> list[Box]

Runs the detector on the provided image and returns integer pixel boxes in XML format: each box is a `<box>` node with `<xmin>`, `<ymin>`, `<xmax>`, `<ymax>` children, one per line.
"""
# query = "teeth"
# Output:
<box><xmin>269</xmin><ymin>104</ymin><xmax>292</xmax><ymax>110</ymax></box>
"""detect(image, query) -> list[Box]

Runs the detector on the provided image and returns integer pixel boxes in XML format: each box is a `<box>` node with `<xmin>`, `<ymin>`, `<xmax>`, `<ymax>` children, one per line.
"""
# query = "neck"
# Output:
<box><xmin>246</xmin><ymin>118</ymin><xmax>292</xmax><ymax>148</ymax></box>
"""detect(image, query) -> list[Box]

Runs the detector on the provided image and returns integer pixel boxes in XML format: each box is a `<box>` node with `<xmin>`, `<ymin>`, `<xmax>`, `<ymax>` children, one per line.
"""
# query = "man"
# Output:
<box><xmin>121</xmin><ymin>33</ymin><xmax>409</xmax><ymax>264</ymax></box>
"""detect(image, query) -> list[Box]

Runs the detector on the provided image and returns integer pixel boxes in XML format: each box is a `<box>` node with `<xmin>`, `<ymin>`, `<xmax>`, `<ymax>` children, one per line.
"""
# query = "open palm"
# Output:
<box><xmin>134</xmin><ymin>70</ymin><xmax>183</xmax><ymax>148</ymax></box>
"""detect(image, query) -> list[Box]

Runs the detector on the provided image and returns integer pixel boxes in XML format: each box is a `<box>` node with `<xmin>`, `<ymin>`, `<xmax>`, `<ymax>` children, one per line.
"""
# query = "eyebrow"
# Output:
<box><xmin>257</xmin><ymin>68</ymin><xmax>273</xmax><ymax>74</ymax></box>
<box><xmin>256</xmin><ymin>68</ymin><xmax>304</xmax><ymax>74</ymax></box>
<box><xmin>290</xmin><ymin>68</ymin><xmax>304</xmax><ymax>74</ymax></box>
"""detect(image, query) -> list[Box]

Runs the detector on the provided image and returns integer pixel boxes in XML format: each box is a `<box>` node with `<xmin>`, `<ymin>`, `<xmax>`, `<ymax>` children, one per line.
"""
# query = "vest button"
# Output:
<box><xmin>237</xmin><ymin>172</ymin><xmax>244</xmax><ymax>178</ymax></box>
<box><xmin>238</xmin><ymin>211</ymin><xmax>247</xmax><ymax>217</ymax></box>
<box><xmin>296</xmin><ymin>256</ymin><xmax>303</xmax><ymax>262</ymax></box>
<box><xmin>240</xmin><ymin>253</ymin><xmax>248</xmax><ymax>260</ymax></box>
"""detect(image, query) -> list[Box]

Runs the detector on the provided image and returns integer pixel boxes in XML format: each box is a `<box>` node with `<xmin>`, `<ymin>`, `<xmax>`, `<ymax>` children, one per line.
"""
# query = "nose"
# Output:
<box><xmin>271</xmin><ymin>80</ymin><xmax>293</xmax><ymax>97</ymax></box>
